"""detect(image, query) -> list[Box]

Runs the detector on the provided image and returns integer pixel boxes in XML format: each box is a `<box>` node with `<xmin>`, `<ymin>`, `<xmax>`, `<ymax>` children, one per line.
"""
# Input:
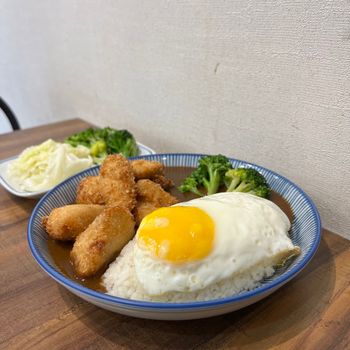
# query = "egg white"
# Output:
<box><xmin>133</xmin><ymin>192</ymin><xmax>297</xmax><ymax>296</ymax></box>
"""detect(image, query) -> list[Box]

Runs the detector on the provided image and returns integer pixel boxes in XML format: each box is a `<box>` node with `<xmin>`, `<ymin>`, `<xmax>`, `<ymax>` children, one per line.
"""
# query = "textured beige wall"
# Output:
<box><xmin>1</xmin><ymin>1</ymin><xmax>349</xmax><ymax>237</ymax></box>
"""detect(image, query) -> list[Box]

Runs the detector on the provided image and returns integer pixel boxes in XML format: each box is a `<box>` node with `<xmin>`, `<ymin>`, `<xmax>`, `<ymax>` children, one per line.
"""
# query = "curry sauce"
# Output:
<box><xmin>47</xmin><ymin>166</ymin><xmax>293</xmax><ymax>292</ymax></box>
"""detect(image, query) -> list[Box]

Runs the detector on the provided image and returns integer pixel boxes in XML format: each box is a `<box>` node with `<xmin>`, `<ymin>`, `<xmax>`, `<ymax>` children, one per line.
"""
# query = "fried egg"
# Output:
<box><xmin>134</xmin><ymin>192</ymin><xmax>299</xmax><ymax>296</ymax></box>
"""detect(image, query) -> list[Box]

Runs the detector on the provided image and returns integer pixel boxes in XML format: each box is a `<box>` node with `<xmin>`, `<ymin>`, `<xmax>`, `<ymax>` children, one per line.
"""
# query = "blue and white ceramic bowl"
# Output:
<box><xmin>28</xmin><ymin>154</ymin><xmax>321</xmax><ymax>320</ymax></box>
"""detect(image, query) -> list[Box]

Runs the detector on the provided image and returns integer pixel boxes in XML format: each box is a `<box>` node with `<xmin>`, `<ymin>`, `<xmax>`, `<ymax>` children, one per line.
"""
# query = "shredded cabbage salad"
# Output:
<box><xmin>7</xmin><ymin>139</ymin><xmax>93</xmax><ymax>192</ymax></box>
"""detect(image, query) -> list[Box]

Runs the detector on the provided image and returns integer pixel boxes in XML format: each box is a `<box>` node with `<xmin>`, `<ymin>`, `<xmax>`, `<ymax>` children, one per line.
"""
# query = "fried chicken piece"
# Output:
<box><xmin>101</xmin><ymin>177</ymin><xmax>136</xmax><ymax>210</ymax></box>
<box><xmin>131</xmin><ymin>159</ymin><xmax>164</xmax><ymax>180</ymax></box>
<box><xmin>76</xmin><ymin>176</ymin><xmax>136</xmax><ymax>210</ymax></box>
<box><xmin>42</xmin><ymin>204</ymin><xmax>104</xmax><ymax>241</ymax></box>
<box><xmin>150</xmin><ymin>174</ymin><xmax>174</xmax><ymax>191</ymax></box>
<box><xmin>76</xmin><ymin>176</ymin><xmax>105</xmax><ymax>205</ymax></box>
<box><xmin>71</xmin><ymin>206</ymin><xmax>135</xmax><ymax>278</ymax></box>
<box><xmin>134</xmin><ymin>179</ymin><xmax>179</xmax><ymax>225</ymax></box>
<box><xmin>76</xmin><ymin>154</ymin><xmax>136</xmax><ymax>210</ymax></box>
<box><xmin>100</xmin><ymin>154</ymin><xmax>135</xmax><ymax>182</ymax></box>
<box><xmin>136</xmin><ymin>179</ymin><xmax>178</xmax><ymax>206</ymax></box>
<box><xmin>80</xmin><ymin>154</ymin><xmax>136</xmax><ymax>209</ymax></box>
<box><xmin>133</xmin><ymin>202</ymin><xmax>158</xmax><ymax>226</ymax></box>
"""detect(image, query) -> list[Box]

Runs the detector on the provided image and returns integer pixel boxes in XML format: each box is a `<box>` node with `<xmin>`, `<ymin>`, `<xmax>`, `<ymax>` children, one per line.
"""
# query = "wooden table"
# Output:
<box><xmin>1</xmin><ymin>119</ymin><xmax>349</xmax><ymax>350</ymax></box>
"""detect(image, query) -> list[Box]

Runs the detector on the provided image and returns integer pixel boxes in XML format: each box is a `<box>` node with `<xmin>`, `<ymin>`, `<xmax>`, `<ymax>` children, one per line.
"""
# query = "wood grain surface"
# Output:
<box><xmin>0</xmin><ymin>119</ymin><xmax>349</xmax><ymax>350</ymax></box>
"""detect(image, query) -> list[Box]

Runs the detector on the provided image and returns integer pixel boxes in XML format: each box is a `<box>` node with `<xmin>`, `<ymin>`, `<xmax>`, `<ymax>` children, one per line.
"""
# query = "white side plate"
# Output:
<box><xmin>0</xmin><ymin>142</ymin><xmax>155</xmax><ymax>198</ymax></box>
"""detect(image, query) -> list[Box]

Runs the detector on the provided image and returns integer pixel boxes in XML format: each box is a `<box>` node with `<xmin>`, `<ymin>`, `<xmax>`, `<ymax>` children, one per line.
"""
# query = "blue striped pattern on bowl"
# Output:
<box><xmin>27</xmin><ymin>153</ymin><xmax>321</xmax><ymax>318</ymax></box>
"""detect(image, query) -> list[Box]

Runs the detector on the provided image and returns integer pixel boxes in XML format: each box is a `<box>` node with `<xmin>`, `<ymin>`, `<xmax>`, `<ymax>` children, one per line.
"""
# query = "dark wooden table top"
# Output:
<box><xmin>1</xmin><ymin>119</ymin><xmax>349</xmax><ymax>350</ymax></box>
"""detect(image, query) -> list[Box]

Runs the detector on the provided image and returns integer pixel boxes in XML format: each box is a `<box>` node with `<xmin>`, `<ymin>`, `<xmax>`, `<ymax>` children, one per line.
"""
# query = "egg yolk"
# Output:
<box><xmin>137</xmin><ymin>206</ymin><xmax>215</xmax><ymax>264</ymax></box>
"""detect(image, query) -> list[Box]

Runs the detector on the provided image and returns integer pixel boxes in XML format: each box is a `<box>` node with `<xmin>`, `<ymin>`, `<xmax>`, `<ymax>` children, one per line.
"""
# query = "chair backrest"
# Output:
<box><xmin>0</xmin><ymin>97</ymin><xmax>20</xmax><ymax>131</ymax></box>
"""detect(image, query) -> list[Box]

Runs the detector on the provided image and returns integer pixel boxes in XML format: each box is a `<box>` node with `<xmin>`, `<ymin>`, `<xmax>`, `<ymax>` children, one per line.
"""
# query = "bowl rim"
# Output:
<box><xmin>27</xmin><ymin>153</ymin><xmax>322</xmax><ymax>310</ymax></box>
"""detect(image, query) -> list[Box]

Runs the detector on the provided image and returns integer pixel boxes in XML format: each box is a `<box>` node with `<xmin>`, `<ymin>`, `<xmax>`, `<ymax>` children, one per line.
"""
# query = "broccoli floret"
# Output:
<box><xmin>179</xmin><ymin>155</ymin><xmax>232</xmax><ymax>196</ymax></box>
<box><xmin>224</xmin><ymin>167</ymin><xmax>270</xmax><ymax>198</ymax></box>
<box><xmin>65</xmin><ymin>127</ymin><xmax>138</xmax><ymax>163</ymax></box>
<box><xmin>104</xmin><ymin>128</ymin><xmax>139</xmax><ymax>157</ymax></box>
<box><xmin>178</xmin><ymin>172</ymin><xmax>204</xmax><ymax>196</ymax></box>
<box><xmin>90</xmin><ymin>140</ymin><xmax>107</xmax><ymax>157</ymax></box>
<box><xmin>197</xmin><ymin>155</ymin><xmax>233</xmax><ymax>195</ymax></box>
<box><xmin>253</xmin><ymin>185</ymin><xmax>270</xmax><ymax>198</ymax></box>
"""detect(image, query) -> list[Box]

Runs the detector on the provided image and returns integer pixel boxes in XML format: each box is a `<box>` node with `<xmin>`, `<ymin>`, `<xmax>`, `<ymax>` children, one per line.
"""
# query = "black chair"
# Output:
<box><xmin>0</xmin><ymin>97</ymin><xmax>20</xmax><ymax>131</ymax></box>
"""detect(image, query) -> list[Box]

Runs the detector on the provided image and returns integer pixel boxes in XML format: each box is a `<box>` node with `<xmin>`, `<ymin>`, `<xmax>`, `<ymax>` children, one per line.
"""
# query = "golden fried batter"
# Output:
<box><xmin>76</xmin><ymin>176</ymin><xmax>136</xmax><ymax>210</ymax></box>
<box><xmin>133</xmin><ymin>202</ymin><xmax>158</xmax><ymax>226</ymax></box>
<box><xmin>42</xmin><ymin>204</ymin><xmax>104</xmax><ymax>241</ymax></box>
<box><xmin>133</xmin><ymin>179</ymin><xmax>179</xmax><ymax>225</ymax></box>
<box><xmin>131</xmin><ymin>159</ymin><xmax>164</xmax><ymax>179</ymax></box>
<box><xmin>76</xmin><ymin>176</ymin><xmax>105</xmax><ymax>205</ymax></box>
<box><xmin>101</xmin><ymin>177</ymin><xmax>136</xmax><ymax>210</ymax></box>
<box><xmin>136</xmin><ymin>179</ymin><xmax>178</xmax><ymax>205</ymax></box>
<box><xmin>100</xmin><ymin>154</ymin><xmax>135</xmax><ymax>182</ymax></box>
<box><xmin>150</xmin><ymin>174</ymin><xmax>174</xmax><ymax>191</ymax></box>
<box><xmin>70</xmin><ymin>206</ymin><xmax>135</xmax><ymax>277</ymax></box>
<box><xmin>76</xmin><ymin>154</ymin><xmax>136</xmax><ymax>210</ymax></box>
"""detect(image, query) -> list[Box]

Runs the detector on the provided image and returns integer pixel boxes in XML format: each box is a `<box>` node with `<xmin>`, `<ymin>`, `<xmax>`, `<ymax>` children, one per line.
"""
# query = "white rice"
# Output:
<box><xmin>102</xmin><ymin>240</ymin><xmax>276</xmax><ymax>303</ymax></box>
